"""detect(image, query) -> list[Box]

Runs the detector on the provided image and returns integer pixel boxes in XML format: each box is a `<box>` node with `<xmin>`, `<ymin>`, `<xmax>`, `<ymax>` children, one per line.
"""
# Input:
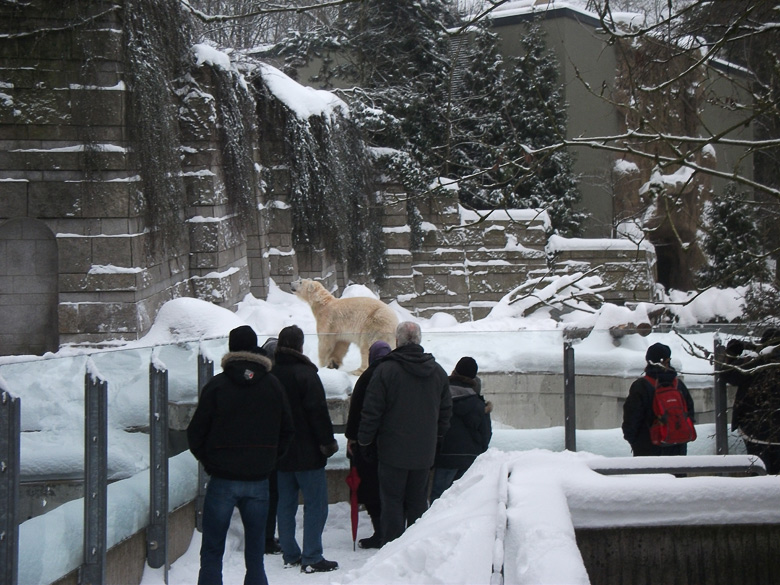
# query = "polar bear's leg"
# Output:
<box><xmin>318</xmin><ymin>333</ymin><xmax>336</xmax><ymax>368</ymax></box>
<box><xmin>327</xmin><ymin>340</ymin><xmax>351</xmax><ymax>369</ymax></box>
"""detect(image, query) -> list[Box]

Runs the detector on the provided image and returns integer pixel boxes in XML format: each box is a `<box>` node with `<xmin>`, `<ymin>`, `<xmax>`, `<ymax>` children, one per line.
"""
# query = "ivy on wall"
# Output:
<box><xmin>253</xmin><ymin>76</ymin><xmax>386</xmax><ymax>278</ymax></box>
<box><xmin>124</xmin><ymin>0</ymin><xmax>192</xmax><ymax>257</ymax></box>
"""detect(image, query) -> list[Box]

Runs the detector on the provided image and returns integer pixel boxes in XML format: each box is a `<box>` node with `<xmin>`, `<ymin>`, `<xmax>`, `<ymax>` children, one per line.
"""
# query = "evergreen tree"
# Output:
<box><xmin>697</xmin><ymin>183</ymin><xmax>770</xmax><ymax>288</ymax></box>
<box><xmin>495</xmin><ymin>25</ymin><xmax>582</xmax><ymax>235</ymax></box>
<box><xmin>270</xmin><ymin>4</ymin><xmax>584</xmax><ymax>236</ymax></box>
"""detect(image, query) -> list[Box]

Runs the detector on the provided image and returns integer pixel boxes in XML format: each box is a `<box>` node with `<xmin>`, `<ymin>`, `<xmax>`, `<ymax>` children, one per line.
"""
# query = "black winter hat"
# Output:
<box><xmin>278</xmin><ymin>325</ymin><xmax>304</xmax><ymax>352</ymax></box>
<box><xmin>645</xmin><ymin>342</ymin><xmax>671</xmax><ymax>364</ymax></box>
<box><xmin>455</xmin><ymin>356</ymin><xmax>478</xmax><ymax>379</ymax></box>
<box><xmin>229</xmin><ymin>325</ymin><xmax>258</xmax><ymax>353</ymax></box>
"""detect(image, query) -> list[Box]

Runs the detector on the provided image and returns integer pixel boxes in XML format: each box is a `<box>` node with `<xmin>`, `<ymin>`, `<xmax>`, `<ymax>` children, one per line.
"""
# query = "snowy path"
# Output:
<box><xmin>141</xmin><ymin>503</ymin><xmax>379</xmax><ymax>585</ymax></box>
<box><xmin>139</xmin><ymin>448</ymin><xmax>780</xmax><ymax>585</ymax></box>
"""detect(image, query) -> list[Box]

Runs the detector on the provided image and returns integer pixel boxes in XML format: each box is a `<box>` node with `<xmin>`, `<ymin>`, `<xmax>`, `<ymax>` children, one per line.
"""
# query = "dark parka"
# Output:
<box><xmin>272</xmin><ymin>347</ymin><xmax>337</xmax><ymax>472</ymax></box>
<box><xmin>434</xmin><ymin>374</ymin><xmax>492</xmax><ymax>470</ymax></box>
<box><xmin>187</xmin><ymin>350</ymin><xmax>294</xmax><ymax>481</ymax></box>
<box><xmin>723</xmin><ymin>344</ymin><xmax>780</xmax><ymax>444</ymax></box>
<box><xmin>358</xmin><ymin>344</ymin><xmax>452</xmax><ymax>469</ymax></box>
<box><xmin>622</xmin><ymin>364</ymin><xmax>695</xmax><ymax>456</ymax></box>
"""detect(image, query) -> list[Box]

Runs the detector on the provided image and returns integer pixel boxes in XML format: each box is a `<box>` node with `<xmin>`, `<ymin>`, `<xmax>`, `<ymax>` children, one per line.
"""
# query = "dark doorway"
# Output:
<box><xmin>0</xmin><ymin>218</ymin><xmax>59</xmax><ymax>356</ymax></box>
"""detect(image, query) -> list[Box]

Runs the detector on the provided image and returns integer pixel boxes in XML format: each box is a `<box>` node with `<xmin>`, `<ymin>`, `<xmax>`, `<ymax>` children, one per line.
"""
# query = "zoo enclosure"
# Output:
<box><xmin>0</xmin><ymin>334</ymin><xmax>736</xmax><ymax>585</ymax></box>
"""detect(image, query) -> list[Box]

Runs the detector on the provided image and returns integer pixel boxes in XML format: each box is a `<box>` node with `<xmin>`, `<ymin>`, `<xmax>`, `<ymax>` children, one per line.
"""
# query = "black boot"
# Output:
<box><xmin>358</xmin><ymin>515</ymin><xmax>382</xmax><ymax>549</ymax></box>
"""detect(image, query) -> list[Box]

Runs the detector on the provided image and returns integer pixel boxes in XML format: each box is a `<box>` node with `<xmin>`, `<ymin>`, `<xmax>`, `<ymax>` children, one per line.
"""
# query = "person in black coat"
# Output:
<box><xmin>429</xmin><ymin>357</ymin><xmax>493</xmax><ymax>502</ymax></box>
<box><xmin>723</xmin><ymin>328</ymin><xmax>780</xmax><ymax>474</ymax></box>
<box><xmin>271</xmin><ymin>325</ymin><xmax>340</xmax><ymax>574</ymax></box>
<box><xmin>344</xmin><ymin>340</ymin><xmax>392</xmax><ymax>549</ymax></box>
<box><xmin>358</xmin><ymin>321</ymin><xmax>452</xmax><ymax>545</ymax></box>
<box><xmin>187</xmin><ymin>325</ymin><xmax>294</xmax><ymax>585</ymax></box>
<box><xmin>622</xmin><ymin>342</ymin><xmax>695</xmax><ymax>456</ymax></box>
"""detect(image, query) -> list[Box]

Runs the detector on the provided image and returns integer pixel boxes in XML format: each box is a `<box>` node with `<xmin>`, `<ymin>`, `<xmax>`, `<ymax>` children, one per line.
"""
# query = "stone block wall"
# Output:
<box><xmin>0</xmin><ymin>0</ymin><xmax>658</xmax><ymax>356</ymax></box>
<box><xmin>0</xmin><ymin>1</ymin><xmax>264</xmax><ymax>353</ymax></box>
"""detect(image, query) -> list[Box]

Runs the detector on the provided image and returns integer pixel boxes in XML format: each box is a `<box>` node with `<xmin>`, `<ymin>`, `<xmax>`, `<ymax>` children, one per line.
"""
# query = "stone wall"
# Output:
<box><xmin>0</xmin><ymin>1</ymin><xmax>262</xmax><ymax>352</ymax></box>
<box><xmin>0</xmin><ymin>0</ymin><xmax>657</xmax><ymax>357</ymax></box>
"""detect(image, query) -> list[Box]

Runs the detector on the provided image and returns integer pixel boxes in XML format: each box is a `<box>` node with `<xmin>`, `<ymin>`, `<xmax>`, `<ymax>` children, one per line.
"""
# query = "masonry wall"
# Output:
<box><xmin>0</xmin><ymin>1</ymin><xmax>261</xmax><ymax>353</ymax></box>
<box><xmin>0</xmin><ymin>0</ymin><xmax>658</xmax><ymax>357</ymax></box>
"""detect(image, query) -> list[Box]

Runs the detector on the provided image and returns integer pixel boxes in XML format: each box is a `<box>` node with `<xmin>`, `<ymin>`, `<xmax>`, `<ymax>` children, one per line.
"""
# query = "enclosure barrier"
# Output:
<box><xmin>1</xmin><ymin>390</ymin><xmax>20</xmax><ymax>585</ymax></box>
<box><xmin>0</xmin><ymin>338</ymin><xmax>736</xmax><ymax>585</ymax></box>
<box><xmin>80</xmin><ymin>364</ymin><xmax>107</xmax><ymax>585</ymax></box>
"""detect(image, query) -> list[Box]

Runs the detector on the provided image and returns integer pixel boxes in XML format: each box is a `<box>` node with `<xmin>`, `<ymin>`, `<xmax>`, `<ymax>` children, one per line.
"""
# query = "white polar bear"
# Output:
<box><xmin>291</xmin><ymin>278</ymin><xmax>398</xmax><ymax>374</ymax></box>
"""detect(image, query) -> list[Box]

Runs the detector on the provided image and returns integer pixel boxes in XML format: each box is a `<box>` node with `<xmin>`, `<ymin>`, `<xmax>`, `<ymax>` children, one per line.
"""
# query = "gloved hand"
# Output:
<box><xmin>726</xmin><ymin>339</ymin><xmax>745</xmax><ymax>357</ymax></box>
<box><xmin>358</xmin><ymin>442</ymin><xmax>377</xmax><ymax>464</ymax></box>
<box><xmin>320</xmin><ymin>440</ymin><xmax>338</xmax><ymax>458</ymax></box>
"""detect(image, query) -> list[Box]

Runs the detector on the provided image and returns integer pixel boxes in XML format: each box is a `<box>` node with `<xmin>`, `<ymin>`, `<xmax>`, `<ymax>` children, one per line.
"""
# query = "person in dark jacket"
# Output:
<box><xmin>260</xmin><ymin>337</ymin><xmax>282</xmax><ymax>555</ymax></box>
<box><xmin>429</xmin><ymin>356</ymin><xmax>493</xmax><ymax>502</ymax></box>
<box><xmin>622</xmin><ymin>342</ymin><xmax>695</xmax><ymax>456</ymax></box>
<box><xmin>187</xmin><ymin>325</ymin><xmax>294</xmax><ymax>585</ymax></box>
<box><xmin>724</xmin><ymin>328</ymin><xmax>780</xmax><ymax>474</ymax></box>
<box><xmin>344</xmin><ymin>340</ymin><xmax>392</xmax><ymax>549</ymax></box>
<box><xmin>358</xmin><ymin>321</ymin><xmax>452</xmax><ymax>545</ymax></box>
<box><xmin>272</xmin><ymin>325</ymin><xmax>340</xmax><ymax>574</ymax></box>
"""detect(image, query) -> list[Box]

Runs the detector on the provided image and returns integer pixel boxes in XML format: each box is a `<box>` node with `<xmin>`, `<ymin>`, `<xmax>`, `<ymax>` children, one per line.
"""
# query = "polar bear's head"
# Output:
<box><xmin>291</xmin><ymin>278</ymin><xmax>332</xmax><ymax>305</ymax></box>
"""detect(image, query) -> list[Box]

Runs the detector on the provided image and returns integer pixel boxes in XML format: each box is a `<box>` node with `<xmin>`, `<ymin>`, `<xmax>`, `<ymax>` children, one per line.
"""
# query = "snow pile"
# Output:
<box><xmin>258</xmin><ymin>63</ymin><xmax>348</xmax><ymax>121</ymax></box>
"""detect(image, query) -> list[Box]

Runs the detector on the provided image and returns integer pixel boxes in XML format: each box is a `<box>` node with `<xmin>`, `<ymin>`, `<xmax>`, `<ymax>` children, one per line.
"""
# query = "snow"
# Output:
<box><xmin>193</xmin><ymin>43</ymin><xmax>232</xmax><ymax>71</ymax></box>
<box><xmin>4</xmin><ymin>279</ymin><xmax>779</xmax><ymax>585</ymax></box>
<box><xmin>257</xmin><ymin>63</ymin><xmax>349</xmax><ymax>121</ymax></box>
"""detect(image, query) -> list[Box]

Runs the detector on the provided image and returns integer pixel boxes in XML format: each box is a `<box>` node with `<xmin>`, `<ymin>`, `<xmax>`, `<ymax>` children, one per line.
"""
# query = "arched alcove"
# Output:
<box><xmin>0</xmin><ymin>218</ymin><xmax>59</xmax><ymax>356</ymax></box>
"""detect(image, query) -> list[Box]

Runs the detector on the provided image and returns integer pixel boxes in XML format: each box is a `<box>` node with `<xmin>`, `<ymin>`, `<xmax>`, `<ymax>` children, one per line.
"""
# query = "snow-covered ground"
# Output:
<box><xmin>3</xmin><ymin>279</ymin><xmax>778</xmax><ymax>585</ymax></box>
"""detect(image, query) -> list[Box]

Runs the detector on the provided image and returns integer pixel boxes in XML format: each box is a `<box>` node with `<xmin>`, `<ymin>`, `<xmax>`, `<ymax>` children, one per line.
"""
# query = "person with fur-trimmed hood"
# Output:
<box><xmin>272</xmin><ymin>324</ymin><xmax>340</xmax><ymax>574</ymax></box>
<box><xmin>622</xmin><ymin>342</ymin><xmax>695</xmax><ymax>457</ymax></box>
<box><xmin>187</xmin><ymin>325</ymin><xmax>294</xmax><ymax>585</ymax></box>
<box><xmin>429</xmin><ymin>356</ymin><xmax>493</xmax><ymax>502</ymax></box>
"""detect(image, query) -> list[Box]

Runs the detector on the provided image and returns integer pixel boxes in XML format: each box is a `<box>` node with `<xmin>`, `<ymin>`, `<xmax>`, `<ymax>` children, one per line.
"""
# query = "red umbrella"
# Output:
<box><xmin>345</xmin><ymin>465</ymin><xmax>362</xmax><ymax>550</ymax></box>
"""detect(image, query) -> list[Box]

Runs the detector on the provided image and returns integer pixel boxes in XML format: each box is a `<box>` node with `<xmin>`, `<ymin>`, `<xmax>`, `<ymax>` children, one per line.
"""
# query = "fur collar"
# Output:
<box><xmin>221</xmin><ymin>350</ymin><xmax>272</xmax><ymax>373</ymax></box>
<box><xmin>449</xmin><ymin>372</ymin><xmax>480</xmax><ymax>390</ymax></box>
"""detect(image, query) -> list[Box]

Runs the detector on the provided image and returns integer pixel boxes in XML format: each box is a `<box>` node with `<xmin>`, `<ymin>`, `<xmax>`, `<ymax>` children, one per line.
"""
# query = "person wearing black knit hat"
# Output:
<box><xmin>187</xmin><ymin>325</ymin><xmax>294</xmax><ymax>585</ymax></box>
<box><xmin>272</xmin><ymin>325</ymin><xmax>340</xmax><ymax>574</ymax></box>
<box><xmin>429</xmin><ymin>356</ymin><xmax>492</xmax><ymax>502</ymax></box>
<box><xmin>622</xmin><ymin>343</ymin><xmax>695</xmax><ymax>457</ymax></box>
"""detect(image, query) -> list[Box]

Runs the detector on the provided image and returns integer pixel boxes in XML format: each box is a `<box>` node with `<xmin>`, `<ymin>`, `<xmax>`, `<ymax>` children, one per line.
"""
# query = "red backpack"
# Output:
<box><xmin>644</xmin><ymin>375</ymin><xmax>697</xmax><ymax>446</ymax></box>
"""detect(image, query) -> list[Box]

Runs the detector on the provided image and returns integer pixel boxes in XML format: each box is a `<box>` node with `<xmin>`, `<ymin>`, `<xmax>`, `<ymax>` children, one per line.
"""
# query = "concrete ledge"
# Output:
<box><xmin>51</xmin><ymin>501</ymin><xmax>196</xmax><ymax>585</ymax></box>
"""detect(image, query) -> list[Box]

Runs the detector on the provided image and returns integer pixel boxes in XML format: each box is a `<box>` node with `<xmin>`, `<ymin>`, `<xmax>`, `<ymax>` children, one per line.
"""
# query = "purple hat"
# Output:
<box><xmin>369</xmin><ymin>341</ymin><xmax>392</xmax><ymax>365</ymax></box>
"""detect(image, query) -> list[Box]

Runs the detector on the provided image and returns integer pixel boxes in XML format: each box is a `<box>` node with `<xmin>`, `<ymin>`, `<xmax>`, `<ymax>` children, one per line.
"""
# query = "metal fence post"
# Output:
<box><xmin>564</xmin><ymin>341</ymin><xmax>576</xmax><ymax>452</ymax></box>
<box><xmin>713</xmin><ymin>338</ymin><xmax>729</xmax><ymax>455</ymax></box>
<box><xmin>147</xmin><ymin>352</ymin><xmax>169</xmax><ymax>578</ymax></box>
<box><xmin>0</xmin><ymin>389</ymin><xmax>20</xmax><ymax>585</ymax></box>
<box><xmin>80</xmin><ymin>365</ymin><xmax>108</xmax><ymax>585</ymax></box>
<box><xmin>195</xmin><ymin>351</ymin><xmax>214</xmax><ymax>533</ymax></box>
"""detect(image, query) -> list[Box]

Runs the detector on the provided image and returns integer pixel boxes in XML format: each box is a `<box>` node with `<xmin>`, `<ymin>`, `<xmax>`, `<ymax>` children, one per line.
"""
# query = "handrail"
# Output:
<box><xmin>587</xmin><ymin>454</ymin><xmax>767</xmax><ymax>476</ymax></box>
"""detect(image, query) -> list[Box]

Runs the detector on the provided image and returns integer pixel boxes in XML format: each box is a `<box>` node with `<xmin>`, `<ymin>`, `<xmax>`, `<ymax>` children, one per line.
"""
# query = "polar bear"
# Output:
<box><xmin>291</xmin><ymin>278</ymin><xmax>398</xmax><ymax>374</ymax></box>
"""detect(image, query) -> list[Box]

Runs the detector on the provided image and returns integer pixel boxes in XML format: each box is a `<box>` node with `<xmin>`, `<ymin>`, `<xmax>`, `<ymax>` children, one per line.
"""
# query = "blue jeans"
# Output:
<box><xmin>276</xmin><ymin>468</ymin><xmax>329</xmax><ymax>565</ymax></box>
<box><xmin>429</xmin><ymin>467</ymin><xmax>464</xmax><ymax>503</ymax></box>
<box><xmin>198</xmin><ymin>476</ymin><xmax>269</xmax><ymax>585</ymax></box>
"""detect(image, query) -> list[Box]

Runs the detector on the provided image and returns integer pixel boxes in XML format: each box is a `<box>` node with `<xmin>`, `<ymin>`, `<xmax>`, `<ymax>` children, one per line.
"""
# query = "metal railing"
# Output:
<box><xmin>0</xmin><ymin>337</ymin><xmax>733</xmax><ymax>585</ymax></box>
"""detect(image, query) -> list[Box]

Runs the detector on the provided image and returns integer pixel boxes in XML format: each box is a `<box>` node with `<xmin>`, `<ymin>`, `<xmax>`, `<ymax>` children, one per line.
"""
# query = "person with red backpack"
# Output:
<box><xmin>622</xmin><ymin>343</ymin><xmax>696</xmax><ymax>456</ymax></box>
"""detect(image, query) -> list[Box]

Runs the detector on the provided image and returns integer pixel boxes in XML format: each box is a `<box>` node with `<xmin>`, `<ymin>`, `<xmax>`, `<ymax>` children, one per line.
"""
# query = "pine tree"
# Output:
<box><xmin>697</xmin><ymin>182</ymin><xmax>770</xmax><ymax>288</ymax></box>
<box><xmin>491</xmin><ymin>24</ymin><xmax>583</xmax><ymax>236</ymax></box>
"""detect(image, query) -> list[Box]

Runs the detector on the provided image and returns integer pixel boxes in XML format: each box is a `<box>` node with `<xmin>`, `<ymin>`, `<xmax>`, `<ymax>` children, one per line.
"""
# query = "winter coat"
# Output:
<box><xmin>622</xmin><ymin>364</ymin><xmax>695</xmax><ymax>456</ymax></box>
<box><xmin>358</xmin><ymin>343</ymin><xmax>452</xmax><ymax>470</ymax></box>
<box><xmin>272</xmin><ymin>347</ymin><xmax>337</xmax><ymax>472</ymax></box>
<box><xmin>724</xmin><ymin>346</ymin><xmax>780</xmax><ymax>445</ymax></box>
<box><xmin>187</xmin><ymin>350</ymin><xmax>295</xmax><ymax>481</ymax></box>
<box><xmin>434</xmin><ymin>374</ymin><xmax>492</xmax><ymax>470</ymax></box>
